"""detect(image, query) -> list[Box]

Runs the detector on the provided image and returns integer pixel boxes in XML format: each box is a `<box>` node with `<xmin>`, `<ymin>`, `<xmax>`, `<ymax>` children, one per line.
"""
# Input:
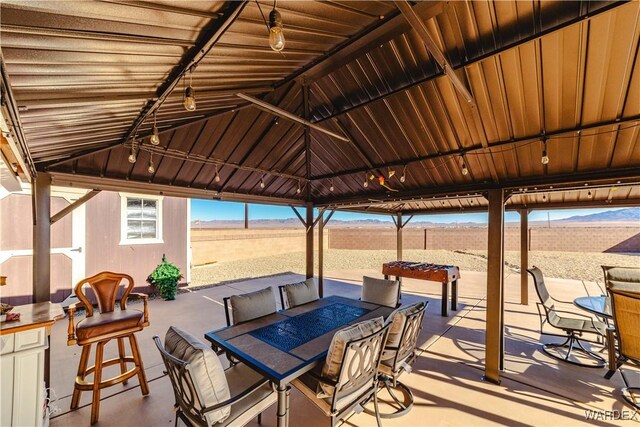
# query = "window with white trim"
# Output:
<box><xmin>120</xmin><ymin>194</ymin><xmax>163</xmax><ymax>244</ymax></box>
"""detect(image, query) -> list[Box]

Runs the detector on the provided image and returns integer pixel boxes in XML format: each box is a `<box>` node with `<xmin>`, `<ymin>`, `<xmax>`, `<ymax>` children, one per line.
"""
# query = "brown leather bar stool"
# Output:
<box><xmin>67</xmin><ymin>271</ymin><xmax>150</xmax><ymax>424</ymax></box>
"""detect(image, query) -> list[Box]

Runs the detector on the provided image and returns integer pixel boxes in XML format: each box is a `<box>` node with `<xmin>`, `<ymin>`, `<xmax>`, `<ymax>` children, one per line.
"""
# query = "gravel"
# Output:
<box><xmin>190</xmin><ymin>249</ymin><xmax>639</xmax><ymax>287</ymax></box>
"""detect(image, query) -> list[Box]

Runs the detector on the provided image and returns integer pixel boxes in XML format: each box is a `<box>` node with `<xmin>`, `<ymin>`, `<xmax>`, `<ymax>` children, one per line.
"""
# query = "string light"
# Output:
<box><xmin>214</xmin><ymin>165</ymin><xmax>220</xmax><ymax>182</ymax></box>
<box><xmin>183</xmin><ymin>67</ymin><xmax>196</xmax><ymax>112</ymax></box>
<box><xmin>147</xmin><ymin>152</ymin><xmax>155</xmax><ymax>174</ymax></box>
<box><xmin>400</xmin><ymin>166</ymin><xmax>407</xmax><ymax>183</ymax></box>
<box><xmin>150</xmin><ymin>111</ymin><xmax>160</xmax><ymax>145</ymax></box>
<box><xmin>128</xmin><ymin>140</ymin><xmax>137</xmax><ymax>164</ymax></box>
<box><xmin>387</xmin><ymin>168</ymin><xmax>396</xmax><ymax>178</ymax></box>
<box><xmin>268</xmin><ymin>1</ymin><xmax>285</xmax><ymax>52</ymax></box>
<box><xmin>363</xmin><ymin>172</ymin><xmax>369</xmax><ymax>188</ymax></box>
<box><xmin>329</xmin><ymin>179</ymin><xmax>334</xmax><ymax>192</ymax></box>
<box><xmin>260</xmin><ymin>177</ymin><xmax>265</xmax><ymax>188</ymax></box>
<box><xmin>541</xmin><ymin>139</ymin><xmax>549</xmax><ymax>165</ymax></box>
<box><xmin>296</xmin><ymin>180</ymin><xmax>301</xmax><ymax>194</ymax></box>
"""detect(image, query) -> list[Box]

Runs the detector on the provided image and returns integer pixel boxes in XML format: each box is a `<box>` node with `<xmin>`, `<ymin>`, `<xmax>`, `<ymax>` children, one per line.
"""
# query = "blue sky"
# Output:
<box><xmin>191</xmin><ymin>199</ymin><xmax>622</xmax><ymax>223</ymax></box>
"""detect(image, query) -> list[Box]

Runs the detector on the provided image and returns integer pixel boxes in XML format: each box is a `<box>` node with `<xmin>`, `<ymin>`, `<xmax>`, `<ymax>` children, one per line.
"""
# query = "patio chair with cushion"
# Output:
<box><xmin>605</xmin><ymin>280</ymin><xmax>640</xmax><ymax>409</ymax></box>
<box><xmin>368</xmin><ymin>301</ymin><xmax>428</xmax><ymax>418</ymax></box>
<box><xmin>278</xmin><ymin>278</ymin><xmax>319</xmax><ymax>309</ymax></box>
<box><xmin>361</xmin><ymin>276</ymin><xmax>401</xmax><ymax>308</ymax></box>
<box><xmin>602</xmin><ymin>266</ymin><xmax>640</xmax><ymax>379</ymax></box>
<box><xmin>222</xmin><ymin>286</ymin><xmax>277</xmax><ymax>326</ymax></box>
<box><xmin>154</xmin><ymin>326</ymin><xmax>277</xmax><ymax>427</ymax></box>
<box><xmin>291</xmin><ymin>317</ymin><xmax>391</xmax><ymax>427</ymax></box>
<box><xmin>528</xmin><ymin>267</ymin><xmax>606</xmax><ymax>368</ymax></box>
<box><xmin>67</xmin><ymin>271</ymin><xmax>150</xmax><ymax>425</ymax></box>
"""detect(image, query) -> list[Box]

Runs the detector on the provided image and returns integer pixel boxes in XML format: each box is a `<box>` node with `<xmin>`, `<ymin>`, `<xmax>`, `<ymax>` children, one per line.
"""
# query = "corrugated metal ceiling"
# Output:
<box><xmin>1</xmin><ymin>0</ymin><xmax>638</xmax><ymax>213</ymax></box>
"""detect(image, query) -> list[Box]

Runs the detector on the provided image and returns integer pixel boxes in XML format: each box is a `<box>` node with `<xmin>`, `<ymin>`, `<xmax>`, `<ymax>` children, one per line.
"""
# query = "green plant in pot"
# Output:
<box><xmin>147</xmin><ymin>254</ymin><xmax>183</xmax><ymax>300</ymax></box>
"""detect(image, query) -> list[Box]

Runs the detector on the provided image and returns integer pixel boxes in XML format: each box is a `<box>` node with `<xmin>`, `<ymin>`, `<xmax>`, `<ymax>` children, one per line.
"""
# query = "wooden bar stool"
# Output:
<box><xmin>67</xmin><ymin>271</ymin><xmax>150</xmax><ymax>424</ymax></box>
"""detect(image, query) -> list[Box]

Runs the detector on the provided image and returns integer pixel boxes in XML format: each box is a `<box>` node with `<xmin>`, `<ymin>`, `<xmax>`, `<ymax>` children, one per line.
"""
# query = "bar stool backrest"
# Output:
<box><xmin>75</xmin><ymin>271</ymin><xmax>134</xmax><ymax>316</ymax></box>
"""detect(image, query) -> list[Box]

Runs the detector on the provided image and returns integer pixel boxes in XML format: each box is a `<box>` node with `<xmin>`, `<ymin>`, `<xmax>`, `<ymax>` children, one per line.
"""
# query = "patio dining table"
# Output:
<box><xmin>573</xmin><ymin>295</ymin><xmax>615</xmax><ymax>371</ymax></box>
<box><xmin>204</xmin><ymin>295</ymin><xmax>395</xmax><ymax>427</ymax></box>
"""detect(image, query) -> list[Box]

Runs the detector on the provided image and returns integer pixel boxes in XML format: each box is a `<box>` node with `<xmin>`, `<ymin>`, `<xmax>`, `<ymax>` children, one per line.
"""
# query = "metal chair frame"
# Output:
<box><xmin>296</xmin><ymin>323</ymin><xmax>390</xmax><ymax>427</ymax></box>
<box><xmin>528</xmin><ymin>267</ymin><xmax>606</xmax><ymax>368</ymax></box>
<box><xmin>153</xmin><ymin>335</ymin><xmax>272</xmax><ymax>427</ymax></box>
<box><xmin>366</xmin><ymin>301</ymin><xmax>428</xmax><ymax>418</ymax></box>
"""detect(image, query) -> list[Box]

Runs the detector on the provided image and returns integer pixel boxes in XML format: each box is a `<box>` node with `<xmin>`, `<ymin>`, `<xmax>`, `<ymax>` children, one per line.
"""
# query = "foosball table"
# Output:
<box><xmin>382</xmin><ymin>261</ymin><xmax>460</xmax><ymax>316</ymax></box>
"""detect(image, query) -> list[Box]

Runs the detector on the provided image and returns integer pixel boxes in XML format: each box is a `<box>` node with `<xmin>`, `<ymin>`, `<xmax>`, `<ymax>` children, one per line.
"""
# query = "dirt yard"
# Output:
<box><xmin>190</xmin><ymin>249</ymin><xmax>639</xmax><ymax>287</ymax></box>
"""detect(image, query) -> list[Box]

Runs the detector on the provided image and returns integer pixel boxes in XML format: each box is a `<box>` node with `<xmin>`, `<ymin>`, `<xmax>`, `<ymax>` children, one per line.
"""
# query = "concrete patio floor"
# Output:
<box><xmin>49</xmin><ymin>268</ymin><xmax>639</xmax><ymax>426</ymax></box>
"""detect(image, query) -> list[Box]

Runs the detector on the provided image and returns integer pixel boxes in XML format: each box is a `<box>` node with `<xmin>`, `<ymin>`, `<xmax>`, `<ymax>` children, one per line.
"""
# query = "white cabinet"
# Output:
<box><xmin>0</xmin><ymin>328</ymin><xmax>47</xmax><ymax>427</ymax></box>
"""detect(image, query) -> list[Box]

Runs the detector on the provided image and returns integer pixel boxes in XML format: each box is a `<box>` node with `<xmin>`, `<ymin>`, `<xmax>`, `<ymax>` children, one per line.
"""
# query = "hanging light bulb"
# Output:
<box><xmin>296</xmin><ymin>180</ymin><xmax>301</xmax><ymax>194</ymax></box>
<box><xmin>214</xmin><ymin>165</ymin><xmax>221</xmax><ymax>183</ymax></box>
<box><xmin>183</xmin><ymin>68</ymin><xmax>196</xmax><ymax>111</ymax></box>
<box><xmin>388</xmin><ymin>168</ymin><xmax>396</xmax><ymax>178</ymax></box>
<box><xmin>329</xmin><ymin>179</ymin><xmax>334</xmax><ymax>192</ymax></box>
<box><xmin>260</xmin><ymin>177</ymin><xmax>265</xmax><ymax>189</ymax></box>
<box><xmin>147</xmin><ymin>153</ymin><xmax>155</xmax><ymax>174</ymax></box>
<box><xmin>128</xmin><ymin>141</ymin><xmax>137</xmax><ymax>164</ymax></box>
<box><xmin>268</xmin><ymin>3</ymin><xmax>285</xmax><ymax>52</ymax></box>
<box><xmin>363</xmin><ymin>172</ymin><xmax>369</xmax><ymax>188</ymax></box>
<box><xmin>541</xmin><ymin>139</ymin><xmax>549</xmax><ymax>165</ymax></box>
<box><xmin>461</xmin><ymin>160</ymin><xmax>469</xmax><ymax>175</ymax></box>
<box><xmin>378</xmin><ymin>175</ymin><xmax>385</xmax><ymax>186</ymax></box>
<box><xmin>400</xmin><ymin>166</ymin><xmax>406</xmax><ymax>183</ymax></box>
<box><xmin>150</xmin><ymin>111</ymin><xmax>160</xmax><ymax>145</ymax></box>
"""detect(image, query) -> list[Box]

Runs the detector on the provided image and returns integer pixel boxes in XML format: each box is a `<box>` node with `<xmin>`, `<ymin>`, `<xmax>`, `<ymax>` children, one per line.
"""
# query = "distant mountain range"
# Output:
<box><xmin>558</xmin><ymin>207</ymin><xmax>639</xmax><ymax>222</ymax></box>
<box><xmin>192</xmin><ymin>207</ymin><xmax>639</xmax><ymax>229</ymax></box>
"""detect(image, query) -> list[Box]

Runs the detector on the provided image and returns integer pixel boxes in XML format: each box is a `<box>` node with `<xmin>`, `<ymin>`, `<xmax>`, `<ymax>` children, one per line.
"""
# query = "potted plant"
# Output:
<box><xmin>147</xmin><ymin>254</ymin><xmax>183</xmax><ymax>300</ymax></box>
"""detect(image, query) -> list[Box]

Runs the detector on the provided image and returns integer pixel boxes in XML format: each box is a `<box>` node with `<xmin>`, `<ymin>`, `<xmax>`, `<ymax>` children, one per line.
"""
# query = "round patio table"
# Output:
<box><xmin>573</xmin><ymin>296</ymin><xmax>612</xmax><ymax>319</ymax></box>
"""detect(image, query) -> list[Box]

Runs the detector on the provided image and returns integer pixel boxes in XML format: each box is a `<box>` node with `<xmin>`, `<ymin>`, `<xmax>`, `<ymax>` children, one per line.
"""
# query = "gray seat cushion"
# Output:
<box><xmin>361</xmin><ymin>276</ymin><xmax>400</xmax><ymax>308</ymax></box>
<box><xmin>231</xmin><ymin>287</ymin><xmax>277</xmax><ymax>324</ymax></box>
<box><xmin>164</xmin><ymin>326</ymin><xmax>231</xmax><ymax>424</ymax></box>
<box><xmin>284</xmin><ymin>278</ymin><xmax>319</xmax><ymax>308</ymax></box>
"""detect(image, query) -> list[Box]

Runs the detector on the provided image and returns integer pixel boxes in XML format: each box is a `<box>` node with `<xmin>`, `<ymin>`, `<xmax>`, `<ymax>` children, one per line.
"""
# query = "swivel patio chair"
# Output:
<box><xmin>222</xmin><ymin>286</ymin><xmax>277</xmax><ymax>326</ymax></box>
<box><xmin>605</xmin><ymin>279</ymin><xmax>640</xmax><ymax>410</ymax></box>
<box><xmin>67</xmin><ymin>271</ymin><xmax>150</xmax><ymax>424</ymax></box>
<box><xmin>366</xmin><ymin>301</ymin><xmax>428</xmax><ymax>418</ymax></box>
<box><xmin>361</xmin><ymin>276</ymin><xmax>401</xmax><ymax>308</ymax></box>
<box><xmin>291</xmin><ymin>317</ymin><xmax>390</xmax><ymax>427</ymax></box>
<box><xmin>528</xmin><ymin>267</ymin><xmax>606</xmax><ymax>368</ymax></box>
<box><xmin>278</xmin><ymin>278</ymin><xmax>319</xmax><ymax>309</ymax></box>
<box><xmin>154</xmin><ymin>326</ymin><xmax>277</xmax><ymax>427</ymax></box>
<box><xmin>217</xmin><ymin>287</ymin><xmax>278</xmax><ymax>365</ymax></box>
<box><xmin>602</xmin><ymin>266</ymin><xmax>640</xmax><ymax>379</ymax></box>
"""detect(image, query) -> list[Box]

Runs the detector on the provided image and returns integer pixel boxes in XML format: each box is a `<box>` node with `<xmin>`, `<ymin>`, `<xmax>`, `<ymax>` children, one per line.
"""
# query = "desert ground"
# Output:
<box><xmin>190</xmin><ymin>249</ymin><xmax>639</xmax><ymax>288</ymax></box>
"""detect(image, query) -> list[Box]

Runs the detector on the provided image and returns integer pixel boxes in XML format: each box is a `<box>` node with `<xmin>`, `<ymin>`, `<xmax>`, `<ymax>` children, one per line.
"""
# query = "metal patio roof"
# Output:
<box><xmin>1</xmin><ymin>0</ymin><xmax>638</xmax><ymax>214</ymax></box>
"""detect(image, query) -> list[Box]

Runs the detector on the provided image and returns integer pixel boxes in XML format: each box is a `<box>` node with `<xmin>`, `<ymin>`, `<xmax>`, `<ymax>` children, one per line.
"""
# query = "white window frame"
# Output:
<box><xmin>119</xmin><ymin>192</ymin><xmax>164</xmax><ymax>245</ymax></box>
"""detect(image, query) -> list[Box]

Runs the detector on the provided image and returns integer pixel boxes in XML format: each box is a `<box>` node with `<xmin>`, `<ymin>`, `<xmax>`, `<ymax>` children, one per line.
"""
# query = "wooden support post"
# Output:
<box><xmin>484</xmin><ymin>188</ymin><xmax>505</xmax><ymax>384</ymax></box>
<box><xmin>318</xmin><ymin>213</ymin><xmax>324</xmax><ymax>298</ymax></box>
<box><xmin>520</xmin><ymin>209</ymin><xmax>529</xmax><ymax>305</ymax></box>
<box><xmin>305</xmin><ymin>202</ymin><xmax>314</xmax><ymax>280</ymax></box>
<box><xmin>32</xmin><ymin>172</ymin><xmax>51</xmax><ymax>303</ymax></box>
<box><xmin>396</xmin><ymin>212</ymin><xmax>403</xmax><ymax>261</ymax></box>
<box><xmin>244</xmin><ymin>203</ymin><xmax>249</xmax><ymax>229</ymax></box>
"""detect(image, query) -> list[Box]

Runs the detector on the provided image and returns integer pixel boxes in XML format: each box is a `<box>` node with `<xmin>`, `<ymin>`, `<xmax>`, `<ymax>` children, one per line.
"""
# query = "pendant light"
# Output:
<box><xmin>363</xmin><ymin>172</ymin><xmax>369</xmax><ymax>188</ymax></box>
<box><xmin>184</xmin><ymin>67</ymin><xmax>196</xmax><ymax>111</ymax></box>
<box><xmin>260</xmin><ymin>177</ymin><xmax>265</xmax><ymax>188</ymax></box>
<box><xmin>214</xmin><ymin>165</ymin><xmax>221</xmax><ymax>182</ymax></box>
<box><xmin>399</xmin><ymin>166</ymin><xmax>407</xmax><ymax>183</ymax></box>
<box><xmin>296</xmin><ymin>180</ymin><xmax>301</xmax><ymax>194</ymax></box>
<box><xmin>268</xmin><ymin>1</ymin><xmax>285</xmax><ymax>52</ymax></box>
<box><xmin>147</xmin><ymin>152</ymin><xmax>155</xmax><ymax>174</ymax></box>
<box><xmin>329</xmin><ymin>179</ymin><xmax>334</xmax><ymax>192</ymax></box>
<box><xmin>541</xmin><ymin>138</ymin><xmax>549</xmax><ymax>165</ymax></box>
<box><xmin>150</xmin><ymin>111</ymin><xmax>160</xmax><ymax>145</ymax></box>
<box><xmin>128</xmin><ymin>140</ymin><xmax>137</xmax><ymax>164</ymax></box>
<box><xmin>461</xmin><ymin>155</ymin><xmax>468</xmax><ymax>175</ymax></box>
